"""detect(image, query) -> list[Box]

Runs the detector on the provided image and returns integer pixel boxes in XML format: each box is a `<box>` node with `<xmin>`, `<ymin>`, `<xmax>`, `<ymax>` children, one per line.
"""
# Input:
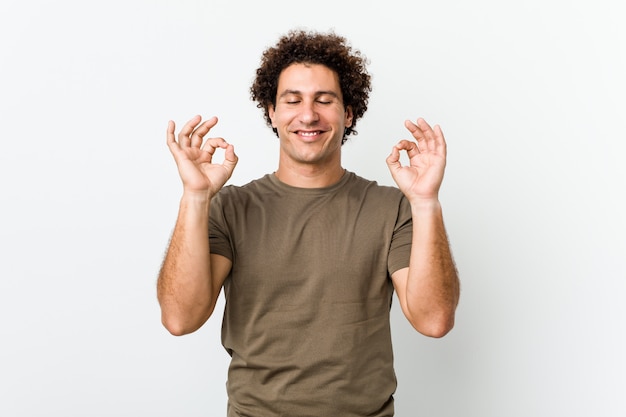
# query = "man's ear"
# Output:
<box><xmin>345</xmin><ymin>106</ymin><xmax>354</xmax><ymax>128</ymax></box>
<box><xmin>268</xmin><ymin>104</ymin><xmax>276</xmax><ymax>127</ymax></box>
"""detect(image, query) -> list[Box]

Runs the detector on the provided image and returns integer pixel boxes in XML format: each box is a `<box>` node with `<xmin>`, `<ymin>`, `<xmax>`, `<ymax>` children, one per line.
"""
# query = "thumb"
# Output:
<box><xmin>386</xmin><ymin>146</ymin><xmax>402</xmax><ymax>172</ymax></box>
<box><xmin>222</xmin><ymin>144</ymin><xmax>239</xmax><ymax>172</ymax></box>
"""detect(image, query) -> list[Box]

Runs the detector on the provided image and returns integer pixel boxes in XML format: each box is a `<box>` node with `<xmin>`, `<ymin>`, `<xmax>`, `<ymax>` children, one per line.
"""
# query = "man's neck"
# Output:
<box><xmin>274</xmin><ymin>163</ymin><xmax>346</xmax><ymax>188</ymax></box>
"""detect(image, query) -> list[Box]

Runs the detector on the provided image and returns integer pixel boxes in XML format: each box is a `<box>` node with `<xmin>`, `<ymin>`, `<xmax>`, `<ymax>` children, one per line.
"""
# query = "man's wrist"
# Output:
<box><xmin>180</xmin><ymin>190</ymin><xmax>213</xmax><ymax>209</ymax></box>
<box><xmin>409</xmin><ymin>198</ymin><xmax>442</xmax><ymax>215</ymax></box>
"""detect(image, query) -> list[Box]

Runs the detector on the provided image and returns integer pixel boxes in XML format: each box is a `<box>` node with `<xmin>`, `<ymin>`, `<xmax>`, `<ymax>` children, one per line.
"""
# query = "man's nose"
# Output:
<box><xmin>299</xmin><ymin>101</ymin><xmax>319</xmax><ymax>124</ymax></box>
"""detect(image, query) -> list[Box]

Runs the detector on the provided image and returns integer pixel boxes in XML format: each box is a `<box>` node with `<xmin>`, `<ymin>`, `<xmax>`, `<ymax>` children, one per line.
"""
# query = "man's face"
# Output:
<box><xmin>269</xmin><ymin>63</ymin><xmax>353</xmax><ymax>168</ymax></box>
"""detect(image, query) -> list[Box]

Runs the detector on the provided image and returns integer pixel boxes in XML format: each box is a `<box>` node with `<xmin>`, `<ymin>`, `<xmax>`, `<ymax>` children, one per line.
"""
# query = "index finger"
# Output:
<box><xmin>393</xmin><ymin>139</ymin><xmax>420</xmax><ymax>157</ymax></box>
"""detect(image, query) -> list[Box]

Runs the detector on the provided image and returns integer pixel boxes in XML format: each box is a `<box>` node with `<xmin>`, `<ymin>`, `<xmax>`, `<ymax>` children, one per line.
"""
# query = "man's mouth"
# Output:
<box><xmin>299</xmin><ymin>130</ymin><xmax>320</xmax><ymax>136</ymax></box>
<box><xmin>295</xmin><ymin>130</ymin><xmax>325</xmax><ymax>138</ymax></box>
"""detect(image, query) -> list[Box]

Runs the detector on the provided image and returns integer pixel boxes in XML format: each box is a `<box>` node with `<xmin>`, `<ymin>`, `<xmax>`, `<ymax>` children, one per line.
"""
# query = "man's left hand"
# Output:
<box><xmin>386</xmin><ymin>118</ymin><xmax>447</xmax><ymax>203</ymax></box>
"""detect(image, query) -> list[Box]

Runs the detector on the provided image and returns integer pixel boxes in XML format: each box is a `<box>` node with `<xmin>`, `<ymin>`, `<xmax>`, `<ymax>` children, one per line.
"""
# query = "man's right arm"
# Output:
<box><xmin>156</xmin><ymin>115</ymin><xmax>237</xmax><ymax>336</ymax></box>
<box><xmin>157</xmin><ymin>193</ymin><xmax>232</xmax><ymax>336</ymax></box>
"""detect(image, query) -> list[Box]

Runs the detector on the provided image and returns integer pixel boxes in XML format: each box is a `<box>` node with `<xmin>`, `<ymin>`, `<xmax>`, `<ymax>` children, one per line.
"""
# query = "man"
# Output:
<box><xmin>157</xmin><ymin>30</ymin><xmax>459</xmax><ymax>416</ymax></box>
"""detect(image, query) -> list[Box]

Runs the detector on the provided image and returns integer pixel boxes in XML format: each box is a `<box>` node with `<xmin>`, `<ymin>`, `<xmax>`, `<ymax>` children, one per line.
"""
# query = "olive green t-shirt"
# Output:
<box><xmin>209</xmin><ymin>171</ymin><xmax>412</xmax><ymax>417</ymax></box>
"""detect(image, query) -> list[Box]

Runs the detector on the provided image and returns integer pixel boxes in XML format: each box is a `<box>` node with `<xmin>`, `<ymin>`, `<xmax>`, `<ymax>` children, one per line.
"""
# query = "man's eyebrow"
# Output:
<box><xmin>278</xmin><ymin>90</ymin><xmax>340</xmax><ymax>98</ymax></box>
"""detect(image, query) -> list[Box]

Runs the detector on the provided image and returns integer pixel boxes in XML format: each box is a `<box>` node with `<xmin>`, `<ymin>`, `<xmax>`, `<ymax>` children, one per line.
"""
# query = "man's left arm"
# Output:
<box><xmin>386</xmin><ymin>118</ymin><xmax>460</xmax><ymax>338</ymax></box>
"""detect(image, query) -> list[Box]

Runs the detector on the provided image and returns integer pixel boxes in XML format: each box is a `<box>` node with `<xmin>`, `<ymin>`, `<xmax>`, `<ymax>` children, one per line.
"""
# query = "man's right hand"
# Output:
<box><xmin>166</xmin><ymin>115</ymin><xmax>238</xmax><ymax>198</ymax></box>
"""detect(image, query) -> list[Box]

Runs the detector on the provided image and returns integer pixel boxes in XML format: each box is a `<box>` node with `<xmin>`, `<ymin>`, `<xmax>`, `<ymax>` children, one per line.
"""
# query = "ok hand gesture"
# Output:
<box><xmin>166</xmin><ymin>115</ymin><xmax>238</xmax><ymax>198</ymax></box>
<box><xmin>386</xmin><ymin>118</ymin><xmax>447</xmax><ymax>203</ymax></box>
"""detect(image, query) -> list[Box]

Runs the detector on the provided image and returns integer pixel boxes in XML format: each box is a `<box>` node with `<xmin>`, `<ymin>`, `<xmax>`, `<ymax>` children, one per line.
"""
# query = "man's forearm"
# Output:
<box><xmin>405</xmin><ymin>200</ymin><xmax>460</xmax><ymax>337</ymax></box>
<box><xmin>157</xmin><ymin>193</ymin><xmax>215</xmax><ymax>335</ymax></box>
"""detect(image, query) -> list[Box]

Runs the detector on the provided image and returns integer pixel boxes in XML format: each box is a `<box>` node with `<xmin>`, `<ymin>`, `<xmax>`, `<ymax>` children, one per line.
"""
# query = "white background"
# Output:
<box><xmin>1</xmin><ymin>0</ymin><xmax>625</xmax><ymax>416</ymax></box>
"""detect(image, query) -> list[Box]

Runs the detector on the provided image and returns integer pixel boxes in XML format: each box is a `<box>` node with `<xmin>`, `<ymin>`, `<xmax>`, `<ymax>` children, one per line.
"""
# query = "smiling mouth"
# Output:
<box><xmin>296</xmin><ymin>130</ymin><xmax>323</xmax><ymax>137</ymax></box>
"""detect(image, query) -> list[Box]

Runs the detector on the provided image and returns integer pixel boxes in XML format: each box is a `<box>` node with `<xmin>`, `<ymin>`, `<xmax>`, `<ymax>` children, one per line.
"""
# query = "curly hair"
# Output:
<box><xmin>250</xmin><ymin>29</ymin><xmax>372</xmax><ymax>144</ymax></box>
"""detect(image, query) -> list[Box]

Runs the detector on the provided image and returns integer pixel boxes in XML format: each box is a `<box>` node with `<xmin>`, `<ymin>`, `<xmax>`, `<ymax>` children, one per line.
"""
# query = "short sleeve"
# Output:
<box><xmin>387</xmin><ymin>196</ymin><xmax>412</xmax><ymax>275</ymax></box>
<box><xmin>209</xmin><ymin>191</ymin><xmax>234</xmax><ymax>261</ymax></box>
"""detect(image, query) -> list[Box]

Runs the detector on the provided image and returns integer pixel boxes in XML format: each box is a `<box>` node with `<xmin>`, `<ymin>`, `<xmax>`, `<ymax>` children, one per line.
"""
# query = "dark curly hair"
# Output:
<box><xmin>250</xmin><ymin>29</ymin><xmax>371</xmax><ymax>144</ymax></box>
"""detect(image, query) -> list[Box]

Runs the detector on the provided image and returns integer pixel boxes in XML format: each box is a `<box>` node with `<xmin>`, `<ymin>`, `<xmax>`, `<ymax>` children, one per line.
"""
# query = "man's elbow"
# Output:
<box><xmin>407</xmin><ymin>308</ymin><xmax>456</xmax><ymax>338</ymax></box>
<box><xmin>160</xmin><ymin>312</ymin><xmax>206</xmax><ymax>336</ymax></box>
<box><xmin>161</xmin><ymin>317</ymin><xmax>189</xmax><ymax>336</ymax></box>
<box><xmin>418</xmin><ymin>316</ymin><xmax>455</xmax><ymax>338</ymax></box>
